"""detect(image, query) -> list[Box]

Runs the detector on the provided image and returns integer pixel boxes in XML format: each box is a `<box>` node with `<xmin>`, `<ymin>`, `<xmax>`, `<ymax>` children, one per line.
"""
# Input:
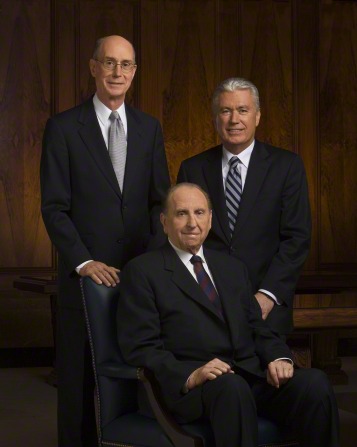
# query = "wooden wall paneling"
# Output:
<box><xmin>0</xmin><ymin>0</ymin><xmax>52</xmax><ymax>271</ymax></box>
<box><xmin>139</xmin><ymin>0</ymin><xmax>161</xmax><ymax>119</ymax></box>
<box><xmin>217</xmin><ymin>0</ymin><xmax>241</xmax><ymax>81</ymax></box>
<box><xmin>240</xmin><ymin>0</ymin><xmax>293</xmax><ymax>150</ymax></box>
<box><xmin>319</xmin><ymin>0</ymin><xmax>357</xmax><ymax>268</ymax></box>
<box><xmin>157</xmin><ymin>0</ymin><xmax>218</xmax><ymax>182</ymax></box>
<box><xmin>0</xmin><ymin>0</ymin><xmax>53</xmax><ymax>350</ymax></box>
<box><xmin>78</xmin><ymin>0</ymin><xmax>138</xmax><ymax>105</ymax></box>
<box><xmin>294</xmin><ymin>0</ymin><xmax>319</xmax><ymax>272</ymax></box>
<box><xmin>54</xmin><ymin>0</ymin><xmax>77</xmax><ymax>113</ymax></box>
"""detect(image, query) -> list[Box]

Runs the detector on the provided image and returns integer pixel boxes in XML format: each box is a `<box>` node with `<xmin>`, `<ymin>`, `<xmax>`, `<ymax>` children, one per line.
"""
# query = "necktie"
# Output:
<box><xmin>108</xmin><ymin>111</ymin><xmax>127</xmax><ymax>191</ymax></box>
<box><xmin>225</xmin><ymin>156</ymin><xmax>242</xmax><ymax>235</ymax></box>
<box><xmin>190</xmin><ymin>255</ymin><xmax>224</xmax><ymax>318</ymax></box>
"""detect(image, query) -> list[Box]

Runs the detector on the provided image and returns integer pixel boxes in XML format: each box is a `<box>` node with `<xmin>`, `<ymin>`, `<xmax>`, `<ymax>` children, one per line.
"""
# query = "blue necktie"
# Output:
<box><xmin>225</xmin><ymin>156</ymin><xmax>242</xmax><ymax>235</ymax></box>
<box><xmin>190</xmin><ymin>255</ymin><xmax>224</xmax><ymax>318</ymax></box>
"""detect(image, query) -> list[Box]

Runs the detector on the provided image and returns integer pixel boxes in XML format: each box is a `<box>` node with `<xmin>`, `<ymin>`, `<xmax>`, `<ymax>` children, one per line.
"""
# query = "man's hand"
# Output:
<box><xmin>267</xmin><ymin>360</ymin><xmax>294</xmax><ymax>388</ymax></box>
<box><xmin>79</xmin><ymin>261</ymin><xmax>120</xmax><ymax>287</ymax></box>
<box><xmin>255</xmin><ymin>292</ymin><xmax>274</xmax><ymax>320</ymax></box>
<box><xmin>187</xmin><ymin>358</ymin><xmax>234</xmax><ymax>391</ymax></box>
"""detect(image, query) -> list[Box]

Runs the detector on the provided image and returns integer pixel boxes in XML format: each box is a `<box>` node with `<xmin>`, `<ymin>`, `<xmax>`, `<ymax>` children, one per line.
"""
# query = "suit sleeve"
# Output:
<box><xmin>147</xmin><ymin>121</ymin><xmax>171</xmax><ymax>250</ymax></box>
<box><xmin>117</xmin><ymin>260</ymin><xmax>204</xmax><ymax>402</ymax></box>
<box><xmin>260</xmin><ymin>155</ymin><xmax>311</xmax><ymax>304</ymax></box>
<box><xmin>40</xmin><ymin>117</ymin><xmax>91</xmax><ymax>273</ymax></box>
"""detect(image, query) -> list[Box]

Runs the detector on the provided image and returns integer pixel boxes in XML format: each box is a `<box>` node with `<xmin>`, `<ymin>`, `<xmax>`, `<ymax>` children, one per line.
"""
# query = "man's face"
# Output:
<box><xmin>160</xmin><ymin>186</ymin><xmax>212</xmax><ymax>254</ymax></box>
<box><xmin>214</xmin><ymin>89</ymin><xmax>261</xmax><ymax>154</ymax></box>
<box><xmin>89</xmin><ymin>36</ymin><xmax>136</xmax><ymax>107</ymax></box>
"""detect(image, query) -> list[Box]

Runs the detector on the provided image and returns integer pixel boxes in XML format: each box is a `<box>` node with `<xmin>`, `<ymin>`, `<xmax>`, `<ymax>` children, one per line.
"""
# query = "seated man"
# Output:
<box><xmin>117</xmin><ymin>183</ymin><xmax>339</xmax><ymax>447</ymax></box>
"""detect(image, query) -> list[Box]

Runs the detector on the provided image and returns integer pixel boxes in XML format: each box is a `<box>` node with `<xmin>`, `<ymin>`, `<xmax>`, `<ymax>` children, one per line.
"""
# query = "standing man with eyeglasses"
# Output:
<box><xmin>40</xmin><ymin>35</ymin><xmax>170</xmax><ymax>447</ymax></box>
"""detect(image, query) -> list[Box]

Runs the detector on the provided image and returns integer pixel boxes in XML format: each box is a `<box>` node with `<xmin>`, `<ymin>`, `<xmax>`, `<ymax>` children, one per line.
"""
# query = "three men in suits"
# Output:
<box><xmin>117</xmin><ymin>183</ymin><xmax>339</xmax><ymax>447</ymax></box>
<box><xmin>177</xmin><ymin>78</ymin><xmax>311</xmax><ymax>336</ymax></box>
<box><xmin>40</xmin><ymin>35</ymin><xmax>170</xmax><ymax>446</ymax></box>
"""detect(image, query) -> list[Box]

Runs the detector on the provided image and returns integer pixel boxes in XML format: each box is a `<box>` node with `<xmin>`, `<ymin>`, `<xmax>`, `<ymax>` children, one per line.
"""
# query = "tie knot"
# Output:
<box><xmin>229</xmin><ymin>156</ymin><xmax>240</xmax><ymax>169</ymax></box>
<box><xmin>190</xmin><ymin>255</ymin><xmax>203</xmax><ymax>265</ymax></box>
<box><xmin>109</xmin><ymin>111</ymin><xmax>120</xmax><ymax>122</ymax></box>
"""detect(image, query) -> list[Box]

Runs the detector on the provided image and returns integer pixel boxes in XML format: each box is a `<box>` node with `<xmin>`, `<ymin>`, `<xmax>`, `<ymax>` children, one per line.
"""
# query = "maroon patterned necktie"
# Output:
<box><xmin>190</xmin><ymin>255</ymin><xmax>224</xmax><ymax>318</ymax></box>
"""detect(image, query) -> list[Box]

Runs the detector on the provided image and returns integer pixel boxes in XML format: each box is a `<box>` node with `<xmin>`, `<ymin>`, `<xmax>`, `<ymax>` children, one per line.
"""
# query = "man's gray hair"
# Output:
<box><xmin>212</xmin><ymin>77</ymin><xmax>260</xmax><ymax>114</ymax></box>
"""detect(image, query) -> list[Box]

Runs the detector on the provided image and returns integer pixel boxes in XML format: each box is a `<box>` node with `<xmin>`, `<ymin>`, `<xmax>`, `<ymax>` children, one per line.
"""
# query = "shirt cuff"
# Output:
<box><xmin>258</xmin><ymin>289</ymin><xmax>281</xmax><ymax>305</ymax></box>
<box><xmin>75</xmin><ymin>260</ymin><xmax>93</xmax><ymax>274</ymax></box>
<box><xmin>274</xmin><ymin>357</ymin><xmax>294</xmax><ymax>366</ymax></box>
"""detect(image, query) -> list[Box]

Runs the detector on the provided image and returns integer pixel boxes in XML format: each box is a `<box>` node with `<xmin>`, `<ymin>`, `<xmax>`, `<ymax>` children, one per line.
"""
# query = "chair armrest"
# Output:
<box><xmin>138</xmin><ymin>367</ymin><xmax>203</xmax><ymax>447</ymax></box>
<box><xmin>97</xmin><ymin>362</ymin><xmax>138</xmax><ymax>379</ymax></box>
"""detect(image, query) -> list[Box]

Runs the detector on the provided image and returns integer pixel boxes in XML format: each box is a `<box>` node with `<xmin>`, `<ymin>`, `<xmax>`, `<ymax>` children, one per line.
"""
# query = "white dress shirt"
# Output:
<box><xmin>93</xmin><ymin>93</ymin><xmax>128</xmax><ymax>146</ymax></box>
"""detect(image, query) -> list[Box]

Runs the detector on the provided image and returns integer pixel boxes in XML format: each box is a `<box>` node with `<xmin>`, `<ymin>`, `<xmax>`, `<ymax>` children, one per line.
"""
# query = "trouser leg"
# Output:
<box><xmin>253</xmin><ymin>368</ymin><xmax>339</xmax><ymax>447</ymax></box>
<box><xmin>201</xmin><ymin>373</ymin><xmax>258</xmax><ymax>447</ymax></box>
<box><xmin>57</xmin><ymin>306</ymin><xmax>97</xmax><ymax>447</ymax></box>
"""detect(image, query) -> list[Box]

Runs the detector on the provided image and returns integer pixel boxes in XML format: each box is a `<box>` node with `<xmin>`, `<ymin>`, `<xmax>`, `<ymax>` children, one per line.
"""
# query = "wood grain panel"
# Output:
<box><xmin>240</xmin><ymin>0</ymin><xmax>293</xmax><ymax>150</ymax></box>
<box><xmin>0</xmin><ymin>0</ymin><xmax>51</xmax><ymax>269</ymax></box>
<box><xmin>218</xmin><ymin>0</ymin><xmax>241</xmax><ymax>81</ymax></box>
<box><xmin>54</xmin><ymin>0</ymin><xmax>77</xmax><ymax>113</ymax></box>
<box><xmin>294</xmin><ymin>0</ymin><xmax>319</xmax><ymax>272</ymax></box>
<box><xmin>319</xmin><ymin>0</ymin><xmax>357</xmax><ymax>266</ymax></box>
<box><xmin>139</xmin><ymin>0</ymin><xmax>161</xmax><ymax>119</ymax></box>
<box><xmin>158</xmin><ymin>0</ymin><xmax>217</xmax><ymax>182</ymax></box>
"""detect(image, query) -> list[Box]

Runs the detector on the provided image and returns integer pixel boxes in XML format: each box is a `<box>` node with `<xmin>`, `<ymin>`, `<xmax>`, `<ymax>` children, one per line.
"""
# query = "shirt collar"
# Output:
<box><xmin>93</xmin><ymin>93</ymin><xmax>126</xmax><ymax>125</ymax></box>
<box><xmin>168</xmin><ymin>240</ymin><xmax>206</xmax><ymax>265</ymax></box>
<box><xmin>222</xmin><ymin>140</ymin><xmax>255</xmax><ymax>169</ymax></box>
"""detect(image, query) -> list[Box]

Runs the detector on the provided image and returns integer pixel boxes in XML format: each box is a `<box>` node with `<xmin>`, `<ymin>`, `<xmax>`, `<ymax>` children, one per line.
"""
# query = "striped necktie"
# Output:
<box><xmin>225</xmin><ymin>156</ymin><xmax>242</xmax><ymax>235</ymax></box>
<box><xmin>108</xmin><ymin>111</ymin><xmax>127</xmax><ymax>191</ymax></box>
<box><xmin>190</xmin><ymin>255</ymin><xmax>224</xmax><ymax>319</ymax></box>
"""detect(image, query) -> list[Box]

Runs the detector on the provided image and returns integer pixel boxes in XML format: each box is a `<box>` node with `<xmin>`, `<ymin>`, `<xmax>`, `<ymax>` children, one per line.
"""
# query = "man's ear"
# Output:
<box><xmin>89</xmin><ymin>59</ymin><xmax>96</xmax><ymax>78</ymax></box>
<box><xmin>212</xmin><ymin>115</ymin><xmax>218</xmax><ymax>131</ymax></box>
<box><xmin>160</xmin><ymin>213</ymin><xmax>168</xmax><ymax>234</ymax></box>
<box><xmin>255</xmin><ymin>110</ymin><xmax>261</xmax><ymax>128</ymax></box>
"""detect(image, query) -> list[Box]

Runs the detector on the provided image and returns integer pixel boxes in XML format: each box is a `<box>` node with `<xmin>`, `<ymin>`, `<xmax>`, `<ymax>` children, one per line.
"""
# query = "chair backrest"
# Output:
<box><xmin>80</xmin><ymin>277</ymin><xmax>138</xmax><ymax>430</ymax></box>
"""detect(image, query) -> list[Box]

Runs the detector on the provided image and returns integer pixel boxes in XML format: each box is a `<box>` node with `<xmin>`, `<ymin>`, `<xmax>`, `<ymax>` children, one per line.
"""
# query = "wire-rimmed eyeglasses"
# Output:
<box><xmin>94</xmin><ymin>59</ymin><xmax>137</xmax><ymax>73</ymax></box>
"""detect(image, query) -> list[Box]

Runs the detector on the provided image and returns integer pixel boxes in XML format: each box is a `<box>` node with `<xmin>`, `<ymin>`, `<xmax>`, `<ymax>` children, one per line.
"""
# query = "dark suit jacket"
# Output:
<box><xmin>177</xmin><ymin>141</ymin><xmax>311</xmax><ymax>334</ymax></box>
<box><xmin>41</xmin><ymin>97</ymin><xmax>170</xmax><ymax>308</ymax></box>
<box><xmin>117</xmin><ymin>243</ymin><xmax>292</xmax><ymax>422</ymax></box>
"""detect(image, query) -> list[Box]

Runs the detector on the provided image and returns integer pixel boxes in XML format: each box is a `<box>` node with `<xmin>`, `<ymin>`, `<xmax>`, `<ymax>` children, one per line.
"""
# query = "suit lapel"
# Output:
<box><xmin>202</xmin><ymin>146</ymin><xmax>231</xmax><ymax>244</ymax></box>
<box><xmin>162</xmin><ymin>244</ymin><xmax>225</xmax><ymax>322</ymax></box>
<box><xmin>233</xmin><ymin>141</ymin><xmax>271</xmax><ymax>237</ymax></box>
<box><xmin>204</xmin><ymin>249</ymin><xmax>240</xmax><ymax>345</ymax></box>
<box><xmin>121</xmin><ymin>105</ymin><xmax>144</xmax><ymax>198</ymax></box>
<box><xmin>78</xmin><ymin>98</ymin><xmax>122</xmax><ymax>198</ymax></box>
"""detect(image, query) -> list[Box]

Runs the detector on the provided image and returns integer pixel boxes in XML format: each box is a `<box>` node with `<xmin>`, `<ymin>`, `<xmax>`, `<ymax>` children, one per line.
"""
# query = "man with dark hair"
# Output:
<box><xmin>177</xmin><ymin>77</ymin><xmax>311</xmax><ymax>337</ymax></box>
<box><xmin>41</xmin><ymin>35</ymin><xmax>170</xmax><ymax>447</ymax></box>
<box><xmin>117</xmin><ymin>183</ymin><xmax>338</xmax><ymax>447</ymax></box>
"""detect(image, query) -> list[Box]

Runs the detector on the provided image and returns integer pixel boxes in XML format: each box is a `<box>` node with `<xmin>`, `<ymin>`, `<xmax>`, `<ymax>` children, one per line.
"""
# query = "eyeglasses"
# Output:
<box><xmin>94</xmin><ymin>59</ymin><xmax>137</xmax><ymax>73</ymax></box>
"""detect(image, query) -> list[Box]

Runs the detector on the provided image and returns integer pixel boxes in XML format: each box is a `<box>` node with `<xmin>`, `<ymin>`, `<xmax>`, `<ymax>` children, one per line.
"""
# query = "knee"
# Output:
<box><xmin>295</xmin><ymin>368</ymin><xmax>334</xmax><ymax>401</ymax></box>
<box><xmin>204</xmin><ymin>373</ymin><xmax>253</xmax><ymax>402</ymax></box>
